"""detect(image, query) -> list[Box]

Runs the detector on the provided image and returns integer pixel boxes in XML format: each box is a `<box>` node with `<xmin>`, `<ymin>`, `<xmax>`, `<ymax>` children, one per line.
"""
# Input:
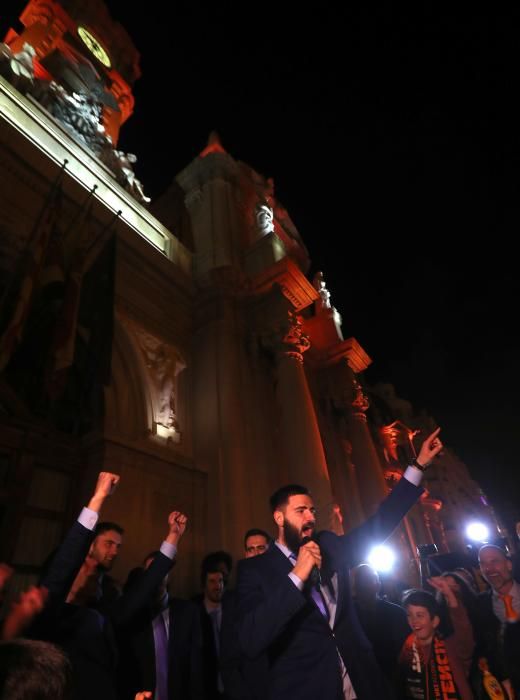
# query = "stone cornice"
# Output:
<box><xmin>0</xmin><ymin>77</ymin><xmax>191</xmax><ymax>273</ymax></box>
<box><xmin>307</xmin><ymin>337</ymin><xmax>372</xmax><ymax>373</ymax></box>
<box><xmin>249</xmin><ymin>257</ymin><xmax>318</xmax><ymax>311</ymax></box>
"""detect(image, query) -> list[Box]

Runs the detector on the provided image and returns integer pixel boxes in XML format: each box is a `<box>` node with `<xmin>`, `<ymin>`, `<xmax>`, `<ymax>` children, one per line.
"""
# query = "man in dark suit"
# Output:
<box><xmin>474</xmin><ymin>544</ymin><xmax>520</xmax><ymax>699</ymax></box>
<box><xmin>196</xmin><ymin>558</ymin><xmax>226</xmax><ymax>699</ymax></box>
<box><xmin>235</xmin><ymin>429</ymin><xmax>443</xmax><ymax>700</ymax></box>
<box><xmin>220</xmin><ymin>529</ymin><xmax>271</xmax><ymax>700</ymax></box>
<box><xmin>34</xmin><ymin>472</ymin><xmax>186</xmax><ymax>700</ymax></box>
<box><xmin>118</xmin><ymin>552</ymin><xmax>204</xmax><ymax>700</ymax></box>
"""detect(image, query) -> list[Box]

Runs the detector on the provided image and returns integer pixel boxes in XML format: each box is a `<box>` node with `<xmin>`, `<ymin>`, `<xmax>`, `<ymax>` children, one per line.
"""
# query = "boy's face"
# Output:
<box><xmin>406</xmin><ymin>604</ymin><xmax>439</xmax><ymax>645</ymax></box>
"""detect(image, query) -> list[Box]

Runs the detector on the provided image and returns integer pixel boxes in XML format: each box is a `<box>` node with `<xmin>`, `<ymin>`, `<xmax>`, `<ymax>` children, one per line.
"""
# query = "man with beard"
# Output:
<box><xmin>235</xmin><ymin>429</ymin><xmax>443</xmax><ymax>700</ymax></box>
<box><xmin>474</xmin><ymin>545</ymin><xmax>520</xmax><ymax>699</ymax></box>
<box><xmin>66</xmin><ymin>521</ymin><xmax>124</xmax><ymax>609</ymax></box>
<box><xmin>197</xmin><ymin>560</ymin><xmax>226</xmax><ymax>698</ymax></box>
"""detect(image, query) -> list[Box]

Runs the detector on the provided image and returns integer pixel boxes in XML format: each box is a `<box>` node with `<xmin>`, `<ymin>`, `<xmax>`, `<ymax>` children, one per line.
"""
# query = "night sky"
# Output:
<box><xmin>3</xmin><ymin>3</ymin><xmax>519</xmax><ymax>525</ymax></box>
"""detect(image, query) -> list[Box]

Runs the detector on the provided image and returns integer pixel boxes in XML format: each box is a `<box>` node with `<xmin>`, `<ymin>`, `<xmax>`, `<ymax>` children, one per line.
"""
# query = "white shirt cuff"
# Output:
<box><xmin>160</xmin><ymin>541</ymin><xmax>177</xmax><ymax>560</ymax></box>
<box><xmin>78</xmin><ymin>507</ymin><xmax>99</xmax><ymax>531</ymax></box>
<box><xmin>403</xmin><ymin>465</ymin><xmax>423</xmax><ymax>486</ymax></box>
<box><xmin>288</xmin><ymin>572</ymin><xmax>304</xmax><ymax>590</ymax></box>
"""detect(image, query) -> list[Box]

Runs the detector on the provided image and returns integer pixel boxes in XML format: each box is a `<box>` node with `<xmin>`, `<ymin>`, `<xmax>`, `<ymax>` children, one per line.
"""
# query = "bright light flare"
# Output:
<box><xmin>465</xmin><ymin>522</ymin><xmax>489</xmax><ymax>542</ymax></box>
<box><xmin>367</xmin><ymin>544</ymin><xmax>396</xmax><ymax>573</ymax></box>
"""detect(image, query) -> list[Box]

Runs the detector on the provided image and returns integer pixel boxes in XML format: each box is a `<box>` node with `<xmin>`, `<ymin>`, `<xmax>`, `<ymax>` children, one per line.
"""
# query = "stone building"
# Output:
<box><xmin>0</xmin><ymin>0</ymin><xmax>499</xmax><ymax>595</ymax></box>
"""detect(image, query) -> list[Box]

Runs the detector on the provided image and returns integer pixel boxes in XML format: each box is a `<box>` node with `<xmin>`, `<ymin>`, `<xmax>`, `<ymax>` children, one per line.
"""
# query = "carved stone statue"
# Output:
<box><xmin>0</xmin><ymin>41</ymin><xmax>151</xmax><ymax>207</ymax></box>
<box><xmin>312</xmin><ymin>271</ymin><xmax>332</xmax><ymax>311</ymax></box>
<box><xmin>112</xmin><ymin>150</ymin><xmax>151</xmax><ymax>204</ymax></box>
<box><xmin>0</xmin><ymin>42</ymin><xmax>35</xmax><ymax>91</ymax></box>
<box><xmin>133</xmin><ymin>329</ymin><xmax>182</xmax><ymax>431</ymax></box>
<box><xmin>255</xmin><ymin>202</ymin><xmax>275</xmax><ymax>234</ymax></box>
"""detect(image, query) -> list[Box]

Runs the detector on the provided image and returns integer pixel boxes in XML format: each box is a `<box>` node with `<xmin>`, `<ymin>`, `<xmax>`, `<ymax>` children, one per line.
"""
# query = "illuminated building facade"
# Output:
<box><xmin>0</xmin><ymin>0</ymin><xmax>498</xmax><ymax>594</ymax></box>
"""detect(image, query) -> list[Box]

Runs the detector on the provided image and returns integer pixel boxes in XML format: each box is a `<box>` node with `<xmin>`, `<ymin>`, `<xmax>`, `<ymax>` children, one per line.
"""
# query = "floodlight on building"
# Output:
<box><xmin>465</xmin><ymin>522</ymin><xmax>490</xmax><ymax>543</ymax></box>
<box><xmin>367</xmin><ymin>544</ymin><xmax>396</xmax><ymax>573</ymax></box>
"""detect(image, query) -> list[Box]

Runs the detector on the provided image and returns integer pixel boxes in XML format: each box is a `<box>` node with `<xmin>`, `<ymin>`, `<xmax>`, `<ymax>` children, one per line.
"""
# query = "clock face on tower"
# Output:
<box><xmin>77</xmin><ymin>26</ymin><xmax>111</xmax><ymax>68</ymax></box>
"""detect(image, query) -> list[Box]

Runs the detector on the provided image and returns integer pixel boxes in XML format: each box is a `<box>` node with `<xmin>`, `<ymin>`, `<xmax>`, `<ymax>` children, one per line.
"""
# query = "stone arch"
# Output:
<box><xmin>104</xmin><ymin>315</ymin><xmax>151</xmax><ymax>440</ymax></box>
<box><xmin>105</xmin><ymin>314</ymin><xmax>187</xmax><ymax>444</ymax></box>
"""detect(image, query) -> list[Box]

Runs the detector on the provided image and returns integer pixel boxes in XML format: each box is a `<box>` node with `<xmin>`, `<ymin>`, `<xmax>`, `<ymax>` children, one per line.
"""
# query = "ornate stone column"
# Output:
<box><xmin>349</xmin><ymin>379</ymin><xmax>388</xmax><ymax>515</ymax></box>
<box><xmin>273</xmin><ymin>311</ymin><xmax>334</xmax><ymax>525</ymax></box>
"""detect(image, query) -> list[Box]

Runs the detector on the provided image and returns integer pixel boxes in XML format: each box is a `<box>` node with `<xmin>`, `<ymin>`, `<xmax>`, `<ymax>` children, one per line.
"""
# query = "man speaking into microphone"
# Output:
<box><xmin>234</xmin><ymin>429</ymin><xmax>443</xmax><ymax>700</ymax></box>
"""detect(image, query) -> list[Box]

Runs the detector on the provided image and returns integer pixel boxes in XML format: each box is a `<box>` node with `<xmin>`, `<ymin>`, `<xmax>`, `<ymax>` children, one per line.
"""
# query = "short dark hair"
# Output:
<box><xmin>0</xmin><ymin>639</ymin><xmax>72</xmax><ymax>700</ymax></box>
<box><xmin>94</xmin><ymin>521</ymin><xmax>124</xmax><ymax>537</ymax></box>
<box><xmin>244</xmin><ymin>528</ymin><xmax>271</xmax><ymax>548</ymax></box>
<box><xmin>200</xmin><ymin>551</ymin><xmax>233</xmax><ymax>587</ymax></box>
<box><xmin>402</xmin><ymin>589</ymin><xmax>440</xmax><ymax>619</ymax></box>
<box><xmin>269</xmin><ymin>484</ymin><xmax>310</xmax><ymax>513</ymax></box>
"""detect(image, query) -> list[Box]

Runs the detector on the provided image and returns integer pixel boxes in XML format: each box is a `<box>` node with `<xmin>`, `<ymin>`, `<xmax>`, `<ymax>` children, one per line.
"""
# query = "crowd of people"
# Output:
<box><xmin>0</xmin><ymin>428</ymin><xmax>519</xmax><ymax>700</ymax></box>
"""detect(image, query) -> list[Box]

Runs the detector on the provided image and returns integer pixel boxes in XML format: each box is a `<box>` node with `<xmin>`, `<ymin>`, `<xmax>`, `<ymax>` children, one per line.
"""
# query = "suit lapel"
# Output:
<box><xmin>267</xmin><ymin>543</ymin><xmax>295</xmax><ymax>577</ymax></box>
<box><xmin>320</xmin><ymin>541</ymin><xmax>346</xmax><ymax>628</ymax></box>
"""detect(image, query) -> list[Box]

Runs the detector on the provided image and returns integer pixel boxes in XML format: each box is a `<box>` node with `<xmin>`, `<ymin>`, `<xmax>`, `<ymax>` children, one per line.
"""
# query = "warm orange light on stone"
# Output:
<box><xmin>200</xmin><ymin>131</ymin><xmax>226</xmax><ymax>157</ymax></box>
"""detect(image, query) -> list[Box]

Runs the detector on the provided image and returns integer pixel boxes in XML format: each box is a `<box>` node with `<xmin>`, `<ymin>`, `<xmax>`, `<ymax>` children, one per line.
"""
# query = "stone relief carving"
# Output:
<box><xmin>135</xmin><ymin>331</ymin><xmax>183</xmax><ymax>431</ymax></box>
<box><xmin>280</xmin><ymin>311</ymin><xmax>311</xmax><ymax>362</ymax></box>
<box><xmin>351</xmin><ymin>379</ymin><xmax>369</xmax><ymax>414</ymax></box>
<box><xmin>120</xmin><ymin>317</ymin><xmax>185</xmax><ymax>439</ymax></box>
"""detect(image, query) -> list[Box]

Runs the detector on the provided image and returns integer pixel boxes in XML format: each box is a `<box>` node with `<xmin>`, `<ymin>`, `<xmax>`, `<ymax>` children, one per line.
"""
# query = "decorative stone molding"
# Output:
<box><xmin>351</xmin><ymin>379</ymin><xmax>369</xmax><ymax>420</ymax></box>
<box><xmin>308</xmin><ymin>337</ymin><xmax>371</xmax><ymax>373</ymax></box>
<box><xmin>250</xmin><ymin>257</ymin><xmax>318</xmax><ymax>312</ymax></box>
<box><xmin>280</xmin><ymin>311</ymin><xmax>311</xmax><ymax>363</ymax></box>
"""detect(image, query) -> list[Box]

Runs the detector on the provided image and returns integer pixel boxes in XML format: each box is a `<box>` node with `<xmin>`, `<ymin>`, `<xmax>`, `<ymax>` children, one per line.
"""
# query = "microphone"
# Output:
<box><xmin>300</xmin><ymin>535</ymin><xmax>321</xmax><ymax>589</ymax></box>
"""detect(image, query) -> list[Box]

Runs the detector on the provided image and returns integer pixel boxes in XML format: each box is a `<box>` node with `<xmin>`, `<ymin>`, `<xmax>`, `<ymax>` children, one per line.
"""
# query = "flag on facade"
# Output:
<box><xmin>46</xmin><ymin>208</ymin><xmax>117</xmax><ymax>400</ymax></box>
<box><xmin>46</xmin><ymin>198</ymin><xmax>94</xmax><ymax>398</ymax></box>
<box><xmin>0</xmin><ymin>174</ymin><xmax>63</xmax><ymax>372</ymax></box>
<box><xmin>77</xmin><ymin>227</ymin><xmax>116</xmax><ymax>388</ymax></box>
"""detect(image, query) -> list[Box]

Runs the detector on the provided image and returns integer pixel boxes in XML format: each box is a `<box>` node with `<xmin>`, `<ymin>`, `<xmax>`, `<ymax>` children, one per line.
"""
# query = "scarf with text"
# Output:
<box><xmin>399</xmin><ymin>632</ymin><xmax>463</xmax><ymax>700</ymax></box>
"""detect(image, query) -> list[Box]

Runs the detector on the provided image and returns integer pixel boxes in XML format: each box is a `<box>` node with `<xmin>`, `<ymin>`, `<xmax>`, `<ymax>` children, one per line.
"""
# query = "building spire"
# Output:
<box><xmin>200</xmin><ymin>130</ymin><xmax>226</xmax><ymax>157</ymax></box>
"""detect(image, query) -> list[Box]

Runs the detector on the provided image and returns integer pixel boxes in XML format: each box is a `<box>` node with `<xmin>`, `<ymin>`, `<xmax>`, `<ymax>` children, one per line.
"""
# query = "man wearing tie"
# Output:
<box><xmin>475</xmin><ymin>545</ymin><xmax>520</xmax><ymax>699</ymax></box>
<box><xmin>118</xmin><ymin>548</ymin><xmax>204</xmax><ymax>700</ymax></box>
<box><xmin>235</xmin><ymin>429</ymin><xmax>443</xmax><ymax>700</ymax></box>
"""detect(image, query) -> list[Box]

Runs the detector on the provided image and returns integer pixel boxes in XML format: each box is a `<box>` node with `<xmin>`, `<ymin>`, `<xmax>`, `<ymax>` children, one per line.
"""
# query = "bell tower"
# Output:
<box><xmin>4</xmin><ymin>0</ymin><xmax>140</xmax><ymax>145</ymax></box>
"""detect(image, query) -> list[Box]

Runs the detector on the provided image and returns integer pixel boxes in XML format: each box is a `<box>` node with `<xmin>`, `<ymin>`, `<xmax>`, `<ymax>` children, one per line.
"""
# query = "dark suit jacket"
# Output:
<box><xmin>118</xmin><ymin>596</ymin><xmax>204</xmax><ymax>700</ymax></box>
<box><xmin>220</xmin><ymin>589</ymin><xmax>268</xmax><ymax>700</ymax></box>
<box><xmin>35</xmin><ymin>520</ymin><xmax>174</xmax><ymax>700</ymax></box>
<box><xmin>354</xmin><ymin>598</ymin><xmax>410</xmax><ymax>686</ymax></box>
<box><xmin>235</xmin><ymin>476</ymin><xmax>422</xmax><ymax>700</ymax></box>
<box><xmin>196</xmin><ymin>598</ymin><xmax>224</xmax><ymax>699</ymax></box>
<box><xmin>474</xmin><ymin>589</ymin><xmax>520</xmax><ymax>694</ymax></box>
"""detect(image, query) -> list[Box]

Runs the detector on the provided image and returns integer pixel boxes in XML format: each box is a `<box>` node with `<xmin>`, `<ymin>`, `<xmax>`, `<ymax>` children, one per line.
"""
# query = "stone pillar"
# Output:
<box><xmin>349</xmin><ymin>378</ymin><xmax>388</xmax><ymax>515</ymax></box>
<box><xmin>338</xmin><ymin>437</ymin><xmax>365</xmax><ymax>528</ymax></box>
<box><xmin>191</xmin><ymin>289</ymin><xmax>253</xmax><ymax>560</ymax></box>
<box><xmin>273</xmin><ymin>311</ymin><xmax>334</xmax><ymax>526</ymax></box>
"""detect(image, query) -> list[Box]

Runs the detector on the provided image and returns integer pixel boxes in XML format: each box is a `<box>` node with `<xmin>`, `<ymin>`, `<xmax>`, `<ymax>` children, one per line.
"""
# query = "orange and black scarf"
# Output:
<box><xmin>399</xmin><ymin>632</ymin><xmax>463</xmax><ymax>699</ymax></box>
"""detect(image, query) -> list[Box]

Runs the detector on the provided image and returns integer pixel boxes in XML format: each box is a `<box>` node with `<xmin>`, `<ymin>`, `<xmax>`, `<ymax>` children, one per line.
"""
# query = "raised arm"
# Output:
<box><xmin>327</xmin><ymin>429</ymin><xmax>444</xmax><ymax>568</ymax></box>
<box><xmin>41</xmin><ymin>471</ymin><xmax>120</xmax><ymax>600</ymax></box>
<box><xmin>111</xmin><ymin>511</ymin><xmax>187</xmax><ymax>627</ymax></box>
